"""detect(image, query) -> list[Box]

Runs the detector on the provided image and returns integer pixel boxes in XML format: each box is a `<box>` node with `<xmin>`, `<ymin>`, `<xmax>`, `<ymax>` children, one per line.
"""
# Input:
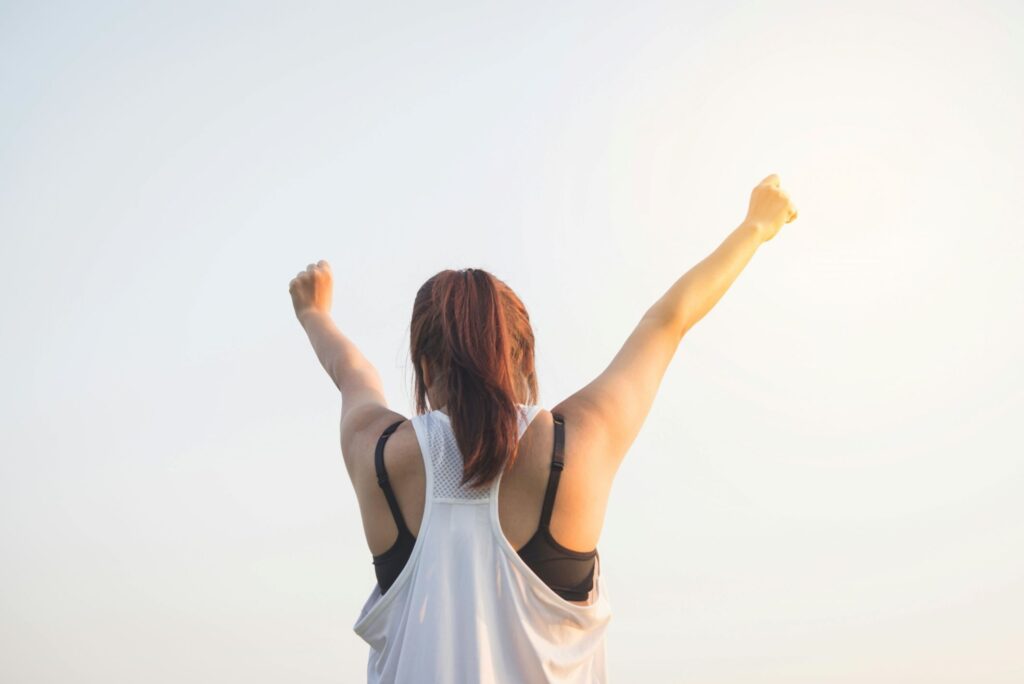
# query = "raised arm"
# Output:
<box><xmin>289</xmin><ymin>261</ymin><xmax>389</xmax><ymax>426</ymax></box>
<box><xmin>553</xmin><ymin>174</ymin><xmax>799</xmax><ymax>473</ymax></box>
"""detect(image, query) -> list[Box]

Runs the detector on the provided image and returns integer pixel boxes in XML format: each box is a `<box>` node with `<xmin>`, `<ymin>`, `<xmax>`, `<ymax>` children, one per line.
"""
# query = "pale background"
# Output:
<box><xmin>2</xmin><ymin>1</ymin><xmax>1022</xmax><ymax>681</ymax></box>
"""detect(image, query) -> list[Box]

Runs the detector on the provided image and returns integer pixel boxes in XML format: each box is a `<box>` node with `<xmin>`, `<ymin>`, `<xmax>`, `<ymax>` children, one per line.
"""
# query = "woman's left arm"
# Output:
<box><xmin>289</xmin><ymin>261</ymin><xmax>388</xmax><ymax>425</ymax></box>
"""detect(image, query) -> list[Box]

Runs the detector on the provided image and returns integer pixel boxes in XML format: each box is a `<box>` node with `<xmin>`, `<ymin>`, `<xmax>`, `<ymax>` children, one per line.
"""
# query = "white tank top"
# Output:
<box><xmin>352</xmin><ymin>403</ymin><xmax>613</xmax><ymax>683</ymax></box>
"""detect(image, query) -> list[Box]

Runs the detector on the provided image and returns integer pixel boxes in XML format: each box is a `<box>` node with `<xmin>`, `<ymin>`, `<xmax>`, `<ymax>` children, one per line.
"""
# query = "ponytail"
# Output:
<box><xmin>410</xmin><ymin>268</ymin><xmax>539</xmax><ymax>488</ymax></box>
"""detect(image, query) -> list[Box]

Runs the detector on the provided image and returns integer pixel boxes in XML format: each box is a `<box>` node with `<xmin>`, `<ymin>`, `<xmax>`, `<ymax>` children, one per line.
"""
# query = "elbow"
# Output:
<box><xmin>644</xmin><ymin>307</ymin><xmax>689</xmax><ymax>342</ymax></box>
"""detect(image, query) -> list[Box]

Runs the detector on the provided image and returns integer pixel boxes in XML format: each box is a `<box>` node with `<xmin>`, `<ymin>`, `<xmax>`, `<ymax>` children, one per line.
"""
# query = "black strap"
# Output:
<box><xmin>374</xmin><ymin>419</ymin><xmax>411</xmax><ymax>536</ymax></box>
<box><xmin>537</xmin><ymin>412</ymin><xmax>566</xmax><ymax>530</ymax></box>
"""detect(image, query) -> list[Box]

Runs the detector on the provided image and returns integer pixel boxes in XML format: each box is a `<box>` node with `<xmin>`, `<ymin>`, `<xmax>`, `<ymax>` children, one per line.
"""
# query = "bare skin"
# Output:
<box><xmin>292</xmin><ymin>174</ymin><xmax>799</xmax><ymax>606</ymax></box>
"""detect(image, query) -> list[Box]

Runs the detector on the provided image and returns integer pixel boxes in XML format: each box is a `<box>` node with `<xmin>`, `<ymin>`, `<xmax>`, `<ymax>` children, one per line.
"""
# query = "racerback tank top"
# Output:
<box><xmin>371</xmin><ymin>408</ymin><xmax>598</xmax><ymax>601</ymax></box>
<box><xmin>353</xmin><ymin>403</ymin><xmax>612</xmax><ymax>683</ymax></box>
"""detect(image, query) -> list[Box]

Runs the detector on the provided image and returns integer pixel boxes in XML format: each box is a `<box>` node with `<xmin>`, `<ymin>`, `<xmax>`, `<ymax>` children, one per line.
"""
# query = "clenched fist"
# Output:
<box><xmin>289</xmin><ymin>260</ymin><xmax>334</xmax><ymax>324</ymax></box>
<box><xmin>744</xmin><ymin>174</ymin><xmax>799</xmax><ymax>243</ymax></box>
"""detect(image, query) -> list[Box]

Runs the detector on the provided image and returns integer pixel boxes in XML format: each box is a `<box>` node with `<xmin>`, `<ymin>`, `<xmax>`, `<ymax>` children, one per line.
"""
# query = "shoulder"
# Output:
<box><xmin>340</xmin><ymin>404</ymin><xmax>413</xmax><ymax>487</ymax></box>
<box><xmin>548</xmin><ymin>398</ymin><xmax>619</xmax><ymax>482</ymax></box>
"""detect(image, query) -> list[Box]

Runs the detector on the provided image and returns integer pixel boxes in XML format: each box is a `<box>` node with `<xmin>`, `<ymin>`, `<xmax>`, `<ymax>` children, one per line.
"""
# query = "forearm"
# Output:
<box><xmin>299</xmin><ymin>310</ymin><xmax>377</xmax><ymax>391</ymax></box>
<box><xmin>646</xmin><ymin>221</ymin><xmax>765</xmax><ymax>337</ymax></box>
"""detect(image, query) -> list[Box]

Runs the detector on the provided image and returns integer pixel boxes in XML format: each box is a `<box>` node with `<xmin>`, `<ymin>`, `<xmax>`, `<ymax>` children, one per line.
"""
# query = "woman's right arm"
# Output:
<box><xmin>646</xmin><ymin>218</ymin><xmax>764</xmax><ymax>338</ymax></box>
<box><xmin>648</xmin><ymin>173</ymin><xmax>799</xmax><ymax>337</ymax></box>
<box><xmin>553</xmin><ymin>174</ymin><xmax>799</xmax><ymax>472</ymax></box>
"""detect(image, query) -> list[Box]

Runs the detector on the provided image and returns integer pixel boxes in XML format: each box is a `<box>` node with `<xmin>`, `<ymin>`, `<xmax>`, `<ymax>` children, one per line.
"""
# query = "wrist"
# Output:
<box><xmin>298</xmin><ymin>308</ymin><xmax>332</xmax><ymax>329</ymax></box>
<box><xmin>739</xmin><ymin>220</ymin><xmax>766</xmax><ymax>244</ymax></box>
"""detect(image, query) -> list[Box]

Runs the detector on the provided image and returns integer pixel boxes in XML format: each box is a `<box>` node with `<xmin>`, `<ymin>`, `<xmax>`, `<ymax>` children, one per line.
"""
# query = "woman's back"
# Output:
<box><xmin>358</xmin><ymin>405</ymin><xmax>617</xmax><ymax>594</ymax></box>
<box><xmin>353</xmin><ymin>404</ymin><xmax>613</xmax><ymax>683</ymax></box>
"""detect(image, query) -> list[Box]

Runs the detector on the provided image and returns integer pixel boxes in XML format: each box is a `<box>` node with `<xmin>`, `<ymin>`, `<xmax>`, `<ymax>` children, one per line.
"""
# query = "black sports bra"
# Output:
<box><xmin>371</xmin><ymin>411</ymin><xmax>598</xmax><ymax>602</ymax></box>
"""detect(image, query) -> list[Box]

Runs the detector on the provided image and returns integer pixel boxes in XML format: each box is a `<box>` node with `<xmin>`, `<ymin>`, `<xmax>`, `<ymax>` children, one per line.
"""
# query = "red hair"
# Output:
<box><xmin>410</xmin><ymin>268</ymin><xmax>539</xmax><ymax>488</ymax></box>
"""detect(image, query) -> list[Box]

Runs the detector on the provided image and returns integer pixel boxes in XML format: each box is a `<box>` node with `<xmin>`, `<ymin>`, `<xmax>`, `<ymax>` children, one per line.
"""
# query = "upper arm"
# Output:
<box><xmin>337</xmin><ymin>364</ymin><xmax>404</xmax><ymax>485</ymax></box>
<box><xmin>552</xmin><ymin>311</ymin><xmax>683</xmax><ymax>474</ymax></box>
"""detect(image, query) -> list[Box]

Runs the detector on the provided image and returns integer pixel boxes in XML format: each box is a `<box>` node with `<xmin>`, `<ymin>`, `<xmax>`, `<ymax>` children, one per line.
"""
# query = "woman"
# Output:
<box><xmin>289</xmin><ymin>174</ymin><xmax>798</xmax><ymax>683</ymax></box>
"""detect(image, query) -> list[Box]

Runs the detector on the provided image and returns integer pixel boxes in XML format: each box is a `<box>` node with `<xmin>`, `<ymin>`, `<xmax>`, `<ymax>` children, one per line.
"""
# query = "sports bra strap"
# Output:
<box><xmin>537</xmin><ymin>412</ymin><xmax>565</xmax><ymax>530</ymax></box>
<box><xmin>374</xmin><ymin>419</ymin><xmax>411</xmax><ymax>536</ymax></box>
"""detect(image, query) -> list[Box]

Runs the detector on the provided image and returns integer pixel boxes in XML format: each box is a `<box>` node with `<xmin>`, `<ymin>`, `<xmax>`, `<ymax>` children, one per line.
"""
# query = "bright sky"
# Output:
<box><xmin>2</xmin><ymin>1</ymin><xmax>1022</xmax><ymax>681</ymax></box>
